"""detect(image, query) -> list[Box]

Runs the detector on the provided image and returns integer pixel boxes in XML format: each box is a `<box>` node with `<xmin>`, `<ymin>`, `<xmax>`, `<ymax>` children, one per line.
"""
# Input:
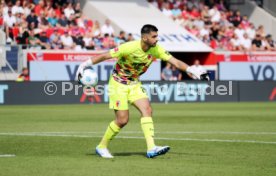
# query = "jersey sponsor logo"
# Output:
<box><xmin>116</xmin><ymin>100</ymin><xmax>120</xmax><ymax>107</ymax></box>
<box><xmin>114</xmin><ymin>47</ymin><xmax>119</xmax><ymax>52</ymax></box>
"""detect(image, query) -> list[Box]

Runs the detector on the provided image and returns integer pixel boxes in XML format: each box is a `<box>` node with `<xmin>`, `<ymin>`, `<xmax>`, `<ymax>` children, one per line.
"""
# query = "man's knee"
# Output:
<box><xmin>142</xmin><ymin>106</ymin><xmax>152</xmax><ymax>117</ymax></box>
<box><xmin>115</xmin><ymin>111</ymin><xmax>129</xmax><ymax>127</ymax></box>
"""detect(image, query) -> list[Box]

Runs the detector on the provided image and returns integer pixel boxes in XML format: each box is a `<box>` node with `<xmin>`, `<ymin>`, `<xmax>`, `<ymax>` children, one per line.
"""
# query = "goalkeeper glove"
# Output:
<box><xmin>186</xmin><ymin>66</ymin><xmax>209</xmax><ymax>81</ymax></box>
<box><xmin>75</xmin><ymin>59</ymin><xmax>93</xmax><ymax>81</ymax></box>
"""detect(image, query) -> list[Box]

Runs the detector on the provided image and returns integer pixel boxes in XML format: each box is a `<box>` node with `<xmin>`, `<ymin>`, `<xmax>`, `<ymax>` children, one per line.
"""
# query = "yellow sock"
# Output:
<box><xmin>141</xmin><ymin>117</ymin><xmax>155</xmax><ymax>151</ymax></box>
<box><xmin>97</xmin><ymin>121</ymin><xmax>121</xmax><ymax>149</ymax></box>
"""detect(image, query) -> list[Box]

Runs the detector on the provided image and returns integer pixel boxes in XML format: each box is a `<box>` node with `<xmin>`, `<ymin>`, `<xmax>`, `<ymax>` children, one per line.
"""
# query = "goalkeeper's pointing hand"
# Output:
<box><xmin>186</xmin><ymin>66</ymin><xmax>209</xmax><ymax>81</ymax></box>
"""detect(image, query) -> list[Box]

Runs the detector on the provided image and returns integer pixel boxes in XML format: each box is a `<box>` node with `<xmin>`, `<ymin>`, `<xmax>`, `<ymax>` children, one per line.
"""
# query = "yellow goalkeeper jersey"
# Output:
<box><xmin>109</xmin><ymin>40</ymin><xmax>172</xmax><ymax>84</ymax></box>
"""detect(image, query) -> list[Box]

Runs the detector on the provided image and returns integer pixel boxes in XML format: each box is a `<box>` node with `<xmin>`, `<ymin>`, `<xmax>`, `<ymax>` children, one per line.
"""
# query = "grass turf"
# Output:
<box><xmin>0</xmin><ymin>102</ymin><xmax>276</xmax><ymax>176</ymax></box>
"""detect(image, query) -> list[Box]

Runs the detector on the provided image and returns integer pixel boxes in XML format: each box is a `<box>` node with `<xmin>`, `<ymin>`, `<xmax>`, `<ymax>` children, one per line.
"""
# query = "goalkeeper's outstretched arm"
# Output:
<box><xmin>167</xmin><ymin>57</ymin><xmax>189</xmax><ymax>72</ymax></box>
<box><xmin>91</xmin><ymin>52</ymin><xmax>112</xmax><ymax>65</ymax></box>
<box><xmin>76</xmin><ymin>52</ymin><xmax>112</xmax><ymax>78</ymax></box>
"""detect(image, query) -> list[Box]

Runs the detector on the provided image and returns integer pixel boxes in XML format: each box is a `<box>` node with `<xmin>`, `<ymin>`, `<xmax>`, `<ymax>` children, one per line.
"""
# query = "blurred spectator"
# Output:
<box><xmin>58</xmin><ymin>14</ymin><xmax>69</xmax><ymax>27</ymax></box>
<box><xmin>17</xmin><ymin>21</ymin><xmax>29</xmax><ymax>45</ymax></box>
<box><xmin>216</xmin><ymin>0</ymin><xmax>227</xmax><ymax>11</ymax></box>
<box><xmin>12</xmin><ymin>0</ymin><xmax>24</xmax><ymax>15</ymax></box>
<box><xmin>234</xmin><ymin>24</ymin><xmax>245</xmax><ymax>40</ymax></box>
<box><xmin>64</xmin><ymin>3</ymin><xmax>75</xmax><ymax>19</ymax></box>
<box><xmin>161</xmin><ymin>63</ymin><xmax>173</xmax><ymax>81</ymax></box>
<box><xmin>26</xmin><ymin>10</ymin><xmax>38</xmax><ymax>28</ymax></box>
<box><xmin>74</xmin><ymin>2</ymin><xmax>82</xmax><ymax>18</ymax></box>
<box><xmin>50</xmin><ymin>35</ymin><xmax>63</xmax><ymax>49</ymax></box>
<box><xmin>190</xmin><ymin>6</ymin><xmax>201</xmax><ymax>19</ymax></box>
<box><xmin>39</xmin><ymin>31</ymin><xmax>50</xmax><ymax>49</ymax></box>
<box><xmin>256</xmin><ymin>25</ymin><xmax>266</xmax><ymax>38</ymax></box>
<box><xmin>37</xmin><ymin>11</ymin><xmax>49</xmax><ymax>28</ymax></box>
<box><xmin>126</xmin><ymin>33</ymin><xmax>134</xmax><ymax>42</ymax></box>
<box><xmin>265</xmin><ymin>34</ymin><xmax>275</xmax><ymax>51</ymax></box>
<box><xmin>102</xmin><ymin>33</ymin><xmax>116</xmax><ymax>49</ymax></box>
<box><xmin>193</xmin><ymin>16</ymin><xmax>205</xmax><ymax>29</ymax></box>
<box><xmin>82</xmin><ymin>32</ymin><xmax>94</xmax><ymax>50</ymax></box>
<box><xmin>175</xmin><ymin>15</ymin><xmax>185</xmax><ymax>27</ymax></box>
<box><xmin>171</xmin><ymin>65</ymin><xmax>182</xmax><ymax>81</ymax></box>
<box><xmin>4</xmin><ymin>10</ymin><xmax>16</xmax><ymax>28</ymax></box>
<box><xmin>22</xmin><ymin>0</ymin><xmax>34</xmax><ymax>17</ymax></box>
<box><xmin>199</xmin><ymin>25</ymin><xmax>210</xmax><ymax>38</ymax></box>
<box><xmin>171</xmin><ymin>4</ymin><xmax>182</xmax><ymax>18</ymax></box>
<box><xmin>219</xmin><ymin>13</ymin><xmax>231</xmax><ymax>27</ymax></box>
<box><xmin>187</xmin><ymin>0</ymin><xmax>199</xmax><ymax>10</ymax></box>
<box><xmin>73</xmin><ymin>31</ymin><xmax>85</xmax><ymax>48</ymax></box>
<box><xmin>44</xmin><ymin>1</ymin><xmax>54</xmax><ymax>16</ymax></box>
<box><xmin>16</xmin><ymin>67</ymin><xmax>30</xmax><ymax>82</ymax></box>
<box><xmin>54</xmin><ymin>4</ymin><xmax>62</xmax><ymax>18</ymax></box>
<box><xmin>34</xmin><ymin>0</ymin><xmax>45</xmax><ymax>16</ymax></box>
<box><xmin>47</xmin><ymin>11</ymin><xmax>58</xmax><ymax>27</ymax></box>
<box><xmin>49</xmin><ymin>28</ymin><xmax>59</xmax><ymax>43</ymax></box>
<box><xmin>2</xmin><ymin>1</ymin><xmax>9</xmax><ymax>18</ymax></box>
<box><xmin>245</xmin><ymin>23</ymin><xmax>256</xmax><ymax>40</ymax></box>
<box><xmin>28</xmin><ymin>30</ymin><xmax>40</xmax><ymax>48</ymax></box>
<box><xmin>12</xmin><ymin>22</ymin><xmax>20</xmax><ymax>42</ymax></box>
<box><xmin>115</xmin><ymin>31</ymin><xmax>127</xmax><ymax>45</ymax></box>
<box><xmin>15</xmin><ymin>11</ymin><xmax>24</xmax><ymax>24</ymax></box>
<box><xmin>101</xmin><ymin>19</ymin><xmax>114</xmax><ymax>36</ymax></box>
<box><xmin>210</xmin><ymin>22</ymin><xmax>220</xmax><ymax>40</ymax></box>
<box><xmin>251</xmin><ymin>34</ymin><xmax>263</xmax><ymax>51</ymax></box>
<box><xmin>182</xmin><ymin>5</ymin><xmax>190</xmax><ymax>20</ymax></box>
<box><xmin>208</xmin><ymin>5</ymin><xmax>221</xmax><ymax>23</ymax></box>
<box><xmin>240</xmin><ymin>33</ymin><xmax>252</xmax><ymax>51</ymax></box>
<box><xmin>161</xmin><ymin>2</ymin><xmax>173</xmax><ymax>18</ymax></box>
<box><xmin>60</xmin><ymin>30</ymin><xmax>74</xmax><ymax>49</ymax></box>
<box><xmin>240</xmin><ymin>15</ymin><xmax>250</xmax><ymax>29</ymax></box>
<box><xmin>201</xmin><ymin>5</ymin><xmax>209</xmax><ymax>21</ymax></box>
<box><xmin>76</xmin><ymin>14</ymin><xmax>85</xmax><ymax>28</ymax></box>
<box><xmin>92</xmin><ymin>20</ymin><xmax>101</xmax><ymax>37</ymax></box>
<box><xmin>230</xmin><ymin>10</ymin><xmax>242</xmax><ymax>27</ymax></box>
<box><xmin>230</xmin><ymin>34</ymin><xmax>241</xmax><ymax>51</ymax></box>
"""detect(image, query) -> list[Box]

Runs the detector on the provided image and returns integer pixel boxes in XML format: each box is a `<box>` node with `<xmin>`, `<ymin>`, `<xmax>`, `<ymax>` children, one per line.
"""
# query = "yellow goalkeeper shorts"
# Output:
<box><xmin>108</xmin><ymin>76</ymin><xmax>148</xmax><ymax>110</ymax></box>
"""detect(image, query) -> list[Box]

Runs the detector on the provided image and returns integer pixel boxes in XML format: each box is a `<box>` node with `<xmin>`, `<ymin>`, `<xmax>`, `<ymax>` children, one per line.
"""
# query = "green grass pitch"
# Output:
<box><xmin>0</xmin><ymin>102</ymin><xmax>276</xmax><ymax>176</ymax></box>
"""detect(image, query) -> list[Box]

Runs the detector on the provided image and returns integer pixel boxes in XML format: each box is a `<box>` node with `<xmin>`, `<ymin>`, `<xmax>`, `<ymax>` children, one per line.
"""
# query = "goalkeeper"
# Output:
<box><xmin>76</xmin><ymin>24</ymin><xmax>207</xmax><ymax>158</ymax></box>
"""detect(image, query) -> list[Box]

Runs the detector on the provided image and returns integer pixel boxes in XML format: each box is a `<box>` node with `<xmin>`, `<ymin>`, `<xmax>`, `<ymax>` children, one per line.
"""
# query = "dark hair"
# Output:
<box><xmin>141</xmin><ymin>24</ymin><xmax>158</xmax><ymax>35</ymax></box>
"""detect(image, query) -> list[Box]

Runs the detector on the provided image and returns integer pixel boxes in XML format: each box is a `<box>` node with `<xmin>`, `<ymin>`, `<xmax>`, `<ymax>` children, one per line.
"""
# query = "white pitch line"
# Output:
<box><xmin>0</xmin><ymin>132</ymin><xmax>276</xmax><ymax>145</ymax></box>
<box><xmin>0</xmin><ymin>154</ymin><xmax>16</xmax><ymax>158</ymax></box>
<box><xmin>3</xmin><ymin>131</ymin><xmax>275</xmax><ymax>135</ymax></box>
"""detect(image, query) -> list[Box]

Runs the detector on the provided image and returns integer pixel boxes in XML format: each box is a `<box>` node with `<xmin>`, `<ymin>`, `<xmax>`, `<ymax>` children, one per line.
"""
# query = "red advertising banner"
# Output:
<box><xmin>27</xmin><ymin>52</ymin><xmax>105</xmax><ymax>62</ymax></box>
<box><xmin>26</xmin><ymin>51</ymin><xmax>276</xmax><ymax>65</ymax></box>
<box><xmin>204</xmin><ymin>52</ymin><xmax>276</xmax><ymax>65</ymax></box>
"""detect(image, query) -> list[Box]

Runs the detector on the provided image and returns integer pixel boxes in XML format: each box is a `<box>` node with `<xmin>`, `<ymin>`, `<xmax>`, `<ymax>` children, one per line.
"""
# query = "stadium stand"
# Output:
<box><xmin>0</xmin><ymin>0</ymin><xmax>135</xmax><ymax>51</ymax></box>
<box><xmin>148</xmin><ymin>0</ymin><xmax>275</xmax><ymax>51</ymax></box>
<box><xmin>1</xmin><ymin>0</ymin><xmax>274</xmax><ymax>52</ymax></box>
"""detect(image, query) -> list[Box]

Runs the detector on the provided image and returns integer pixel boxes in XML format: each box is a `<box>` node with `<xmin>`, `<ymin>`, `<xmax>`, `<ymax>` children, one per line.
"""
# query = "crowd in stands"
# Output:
<box><xmin>1</xmin><ymin>0</ymin><xmax>275</xmax><ymax>51</ymax></box>
<box><xmin>149</xmin><ymin>0</ymin><xmax>275</xmax><ymax>51</ymax></box>
<box><xmin>0</xmin><ymin>0</ymin><xmax>134</xmax><ymax>50</ymax></box>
